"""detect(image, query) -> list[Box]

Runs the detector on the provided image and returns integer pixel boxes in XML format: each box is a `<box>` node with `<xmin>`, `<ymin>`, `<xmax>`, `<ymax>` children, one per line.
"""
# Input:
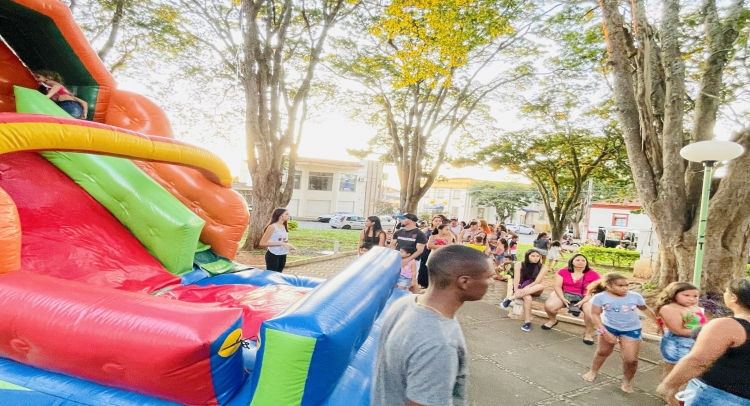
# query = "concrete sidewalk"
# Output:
<box><xmin>459</xmin><ymin>301</ymin><xmax>663</xmax><ymax>405</ymax></box>
<box><xmin>288</xmin><ymin>256</ymin><xmax>665</xmax><ymax>405</ymax></box>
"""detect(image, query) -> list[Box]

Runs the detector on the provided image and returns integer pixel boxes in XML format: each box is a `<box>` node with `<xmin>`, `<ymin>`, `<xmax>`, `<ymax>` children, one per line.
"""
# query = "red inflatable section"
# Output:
<box><xmin>0</xmin><ymin>270</ymin><xmax>244</xmax><ymax>405</ymax></box>
<box><xmin>0</xmin><ymin>152</ymin><xmax>178</xmax><ymax>293</ymax></box>
<box><xmin>163</xmin><ymin>284</ymin><xmax>312</xmax><ymax>338</ymax></box>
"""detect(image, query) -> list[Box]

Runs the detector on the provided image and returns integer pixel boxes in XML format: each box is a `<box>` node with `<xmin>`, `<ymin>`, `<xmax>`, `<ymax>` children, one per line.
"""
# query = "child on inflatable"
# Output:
<box><xmin>33</xmin><ymin>70</ymin><xmax>88</xmax><ymax>119</ymax></box>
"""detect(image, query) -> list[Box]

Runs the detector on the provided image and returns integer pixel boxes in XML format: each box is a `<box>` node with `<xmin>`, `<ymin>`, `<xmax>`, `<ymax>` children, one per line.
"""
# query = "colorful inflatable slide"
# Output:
<box><xmin>0</xmin><ymin>1</ymin><xmax>402</xmax><ymax>405</ymax></box>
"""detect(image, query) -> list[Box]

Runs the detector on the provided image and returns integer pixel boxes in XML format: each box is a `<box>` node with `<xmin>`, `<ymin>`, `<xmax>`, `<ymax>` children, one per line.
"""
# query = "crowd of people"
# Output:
<box><xmin>256</xmin><ymin>209</ymin><xmax>750</xmax><ymax>405</ymax></box>
<box><xmin>370</xmin><ymin>213</ymin><xmax>750</xmax><ymax>406</ymax></box>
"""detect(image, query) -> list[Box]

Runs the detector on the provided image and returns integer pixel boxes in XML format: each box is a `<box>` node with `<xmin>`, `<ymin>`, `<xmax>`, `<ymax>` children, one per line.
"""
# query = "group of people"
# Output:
<box><xmin>255</xmin><ymin>209</ymin><xmax>750</xmax><ymax>405</ymax></box>
<box><xmin>373</xmin><ymin>215</ymin><xmax>750</xmax><ymax>406</ymax></box>
<box><xmin>357</xmin><ymin>213</ymin><xmax>523</xmax><ymax>292</ymax></box>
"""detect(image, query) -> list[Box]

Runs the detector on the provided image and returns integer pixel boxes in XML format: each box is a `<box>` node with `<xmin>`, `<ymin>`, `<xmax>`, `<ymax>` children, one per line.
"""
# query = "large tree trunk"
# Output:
<box><xmin>599</xmin><ymin>0</ymin><xmax>749</xmax><ymax>294</ymax></box>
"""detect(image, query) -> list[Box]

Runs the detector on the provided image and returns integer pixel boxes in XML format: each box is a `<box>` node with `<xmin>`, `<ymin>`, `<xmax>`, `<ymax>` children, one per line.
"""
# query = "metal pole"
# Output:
<box><xmin>692</xmin><ymin>161</ymin><xmax>715</xmax><ymax>289</ymax></box>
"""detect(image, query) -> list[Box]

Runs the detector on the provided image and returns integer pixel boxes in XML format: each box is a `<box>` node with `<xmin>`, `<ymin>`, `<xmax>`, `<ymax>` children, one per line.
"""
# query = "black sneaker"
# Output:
<box><xmin>521</xmin><ymin>322</ymin><xmax>531</xmax><ymax>332</ymax></box>
<box><xmin>500</xmin><ymin>298</ymin><xmax>512</xmax><ymax>309</ymax></box>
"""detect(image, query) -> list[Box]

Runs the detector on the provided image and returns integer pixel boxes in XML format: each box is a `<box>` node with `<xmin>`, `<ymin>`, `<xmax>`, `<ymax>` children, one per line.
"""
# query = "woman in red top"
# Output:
<box><xmin>542</xmin><ymin>253</ymin><xmax>601</xmax><ymax>344</ymax></box>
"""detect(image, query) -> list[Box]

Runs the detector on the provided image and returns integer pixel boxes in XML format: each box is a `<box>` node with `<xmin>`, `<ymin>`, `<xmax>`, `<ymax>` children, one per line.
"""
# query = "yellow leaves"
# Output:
<box><xmin>371</xmin><ymin>0</ymin><xmax>513</xmax><ymax>88</ymax></box>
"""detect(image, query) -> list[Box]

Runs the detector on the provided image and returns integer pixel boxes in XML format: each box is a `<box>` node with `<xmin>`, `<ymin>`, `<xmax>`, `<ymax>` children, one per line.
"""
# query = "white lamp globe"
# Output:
<box><xmin>680</xmin><ymin>140</ymin><xmax>744</xmax><ymax>163</ymax></box>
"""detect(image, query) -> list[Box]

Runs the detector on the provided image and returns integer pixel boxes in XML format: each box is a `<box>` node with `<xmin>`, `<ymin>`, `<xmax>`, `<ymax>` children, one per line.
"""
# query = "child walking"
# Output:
<box><xmin>582</xmin><ymin>273</ymin><xmax>658</xmax><ymax>393</ymax></box>
<box><xmin>546</xmin><ymin>240</ymin><xmax>563</xmax><ymax>269</ymax></box>
<box><xmin>396</xmin><ymin>247</ymin><xmax>418</xmax><ymax>291</ymax></box>
<box><xmin>655</xmin><ymin>282</ymin><xmax>705</xmax><ymax>405</ymax></box>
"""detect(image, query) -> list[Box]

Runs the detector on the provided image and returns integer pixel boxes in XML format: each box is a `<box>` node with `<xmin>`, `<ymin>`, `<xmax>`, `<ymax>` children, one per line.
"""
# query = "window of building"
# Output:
<box><xmin>308</xmin><ymin>172</ymin><xmax>333</xmax><ymax>191</ymax></box>
<box><xmin>293</xmin><ymin>171</ymin><xmax>301</xmax><ymax>189</ymax></box>
<box><xmin>612</xmin><ymin>213</ymin><xmax>628</xmax><ymax>227</ymax></box>
<box><xmin>436</xmin><ymin>189</ymin><xmax>446</xmax><ymax>199</ymax></box>
<box><xmin>452</xmin><ymin>189</ymin><xmax>461</xmax><ymax>200</ymax></box>
<box><xmin>235</xmin><ymin>189</ymin><xmax>252</xmax><ymax>205</ymax></box>
<box><xmin>339</xmin><ymin>174</ymin><xmax>357</xmax><ymax>192</ymax></box>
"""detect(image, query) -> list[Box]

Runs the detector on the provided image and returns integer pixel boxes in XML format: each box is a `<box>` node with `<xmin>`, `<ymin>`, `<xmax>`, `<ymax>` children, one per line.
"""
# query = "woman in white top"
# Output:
<box><xmin>259</xmin><ymin>208</ymin><xmax>295</xmax><ymax>272</ymax></box>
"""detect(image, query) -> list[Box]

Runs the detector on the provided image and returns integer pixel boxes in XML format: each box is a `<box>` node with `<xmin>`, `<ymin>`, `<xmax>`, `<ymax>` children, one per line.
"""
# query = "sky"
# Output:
<box><xmin>118</xmin><ymin>77</ymin><xmax>527</xmax><ymax>190</ymax></box>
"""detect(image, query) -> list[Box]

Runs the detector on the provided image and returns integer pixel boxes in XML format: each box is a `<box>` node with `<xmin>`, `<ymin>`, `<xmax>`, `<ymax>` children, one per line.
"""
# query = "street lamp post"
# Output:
<box><xmin>680</xmin><ymin>140</ymin><xmax>744</xmax><ymax>289</ymax></box>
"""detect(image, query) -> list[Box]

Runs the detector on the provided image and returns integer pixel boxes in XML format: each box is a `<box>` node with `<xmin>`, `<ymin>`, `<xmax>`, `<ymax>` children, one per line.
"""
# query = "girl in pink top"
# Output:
<box><xmin>542</xmin><ymin>253</ymin><xmax>601</xmax><ymax>344</ymax></box>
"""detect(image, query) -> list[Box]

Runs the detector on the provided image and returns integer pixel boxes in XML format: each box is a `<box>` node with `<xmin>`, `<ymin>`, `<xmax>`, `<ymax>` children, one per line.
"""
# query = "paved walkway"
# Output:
<box><xmin>288</xmin><ymin>257</ymin><xmax>665</xmax><ymax>406</ymax></box>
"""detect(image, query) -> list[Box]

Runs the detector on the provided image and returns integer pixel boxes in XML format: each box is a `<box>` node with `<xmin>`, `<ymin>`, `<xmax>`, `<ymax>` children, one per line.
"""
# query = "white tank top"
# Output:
<box><xmin>267</xmin><ymin>224</ymin><xmax>289</xmax><ymax>255</ymax></box>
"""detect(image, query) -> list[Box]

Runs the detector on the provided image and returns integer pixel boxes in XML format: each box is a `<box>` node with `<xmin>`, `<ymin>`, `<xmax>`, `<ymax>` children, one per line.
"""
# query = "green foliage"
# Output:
<box><xmin>373</xmin><ymin>200</ymin><xmax>398</xmax><ymax>216</ymax></box>
<box><xmin>467</xmin><ymin>182</ymin><xmax>538</xmax><ymax>221</ymax></box>
<box><xmin>287</xmin><ymin>220</ymin><xmax>299</xmax><ymax>231</ymax></box>
<box><xmin>578</xmin><ymin>246</ymin><xmax>640</xmax><ymax>269</ymax></box>
<box><xmin>330</xmin><ymin>0</ymin><xmax>544</xmax><ymax>212</ymax></box>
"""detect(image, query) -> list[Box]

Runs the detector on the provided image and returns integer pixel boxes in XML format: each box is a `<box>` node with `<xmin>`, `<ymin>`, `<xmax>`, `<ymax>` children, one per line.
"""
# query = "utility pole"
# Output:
<box><xmin>580</xmin><ymin>179</ymin><xmax>594</xmax><ymax>240</ymax></box>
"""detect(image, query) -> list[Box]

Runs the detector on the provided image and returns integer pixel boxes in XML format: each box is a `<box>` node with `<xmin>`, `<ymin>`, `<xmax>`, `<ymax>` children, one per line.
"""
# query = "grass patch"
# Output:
<box><xmin>243</xmin><ymin>228</ymin><xmax>362</xmax><ymax>260</ymax></box>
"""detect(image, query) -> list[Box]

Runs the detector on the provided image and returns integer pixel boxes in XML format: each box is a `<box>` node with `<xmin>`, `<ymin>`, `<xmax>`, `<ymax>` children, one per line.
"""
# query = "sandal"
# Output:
<box><xmin>582</xmin><ymin>335</ymin><xmax>595</xmax><ymax>345</ymax></box>
<box><xmin>541</xmin><ymin>321</ymin><xmax>558</xmax><ymax>330</ymax></box>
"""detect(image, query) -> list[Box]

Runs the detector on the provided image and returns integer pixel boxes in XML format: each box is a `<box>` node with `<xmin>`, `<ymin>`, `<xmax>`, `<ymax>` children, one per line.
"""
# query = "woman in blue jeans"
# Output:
<box><xmin>657</xmin><ymin>278</ymin><xmax>750</xmax><ymax>405</ymax></box>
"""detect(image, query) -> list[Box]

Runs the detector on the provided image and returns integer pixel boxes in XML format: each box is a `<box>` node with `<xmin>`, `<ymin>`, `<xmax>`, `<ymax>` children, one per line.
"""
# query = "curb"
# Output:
<box><xmin>506</xmin><ymin>308</ymin><xmax>662</xmax><ymax>343</ymax></box>
<box><xmin>245</xmin><ymin>250</ymin><xmax>358</xmax><ymax>269</ymax></box>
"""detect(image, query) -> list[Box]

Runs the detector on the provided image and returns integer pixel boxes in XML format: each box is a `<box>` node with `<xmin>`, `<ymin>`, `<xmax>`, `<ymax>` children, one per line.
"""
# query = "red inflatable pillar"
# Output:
<box><xmin>0</xmin><ymin>185</ymin><xmax>21</xmax><ymax>273</ymax></box>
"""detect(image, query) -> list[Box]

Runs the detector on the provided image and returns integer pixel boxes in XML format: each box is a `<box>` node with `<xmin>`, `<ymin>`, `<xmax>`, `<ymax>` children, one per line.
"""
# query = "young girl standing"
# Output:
<box><xmin>546</xmin><ymin>240</ymin><xmax>563</xmax><ymax>269</ymax></box>
<box><xmin>396</xmin><ymin>247</ymin><xmax>418</xmax><ymax>291</ymax></box>
<box><xmin>582</xmin><ymin>273</ymin><xmax>658</xmax><ymax>393</ymax></box>
<box><xmin>259</xmin><ymin>208</ymin><xmax>295</xmax><ymax>273</ymax></box>
<box><xmin>655</xmin><ymin>282</ymin><xmax>705</xmax><ymax>403</ymax></box>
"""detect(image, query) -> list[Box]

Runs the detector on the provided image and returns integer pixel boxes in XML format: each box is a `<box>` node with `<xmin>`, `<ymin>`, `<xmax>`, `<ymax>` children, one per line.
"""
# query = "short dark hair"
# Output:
<box><xmin>400</xmin><ymin>245</ymin><xmax>417</xmax><ymax>255</ymax></box>
<box><xmin>730</xmin><ymin>278</ymin><xmax>750</xmax><ymax>309</ymax></box>
<box><xmin>427</xmin><ymin>245</ymin><xmax>492</xmax><ymax>289</ymax></box>
<box><xmin>404</xmin><ymin>213</ymin><xmax>419</xmax><ymax>222</ymax></box>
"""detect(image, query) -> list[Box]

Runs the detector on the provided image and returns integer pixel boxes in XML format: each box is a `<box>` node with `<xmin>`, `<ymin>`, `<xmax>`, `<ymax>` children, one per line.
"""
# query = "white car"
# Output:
<box><xmin>317</xmin><ymin>211</ymin><xmax>356</xmax><ymax>223</ymax></box>
<box><xmin>378</xmin><ymin>215</ymin><xmax>397</xmax><ymax>227</ymax></box>
<box><xmin>506</xmin><ymin>223</ymin><xmax>535</xmax><ymax>235</ymax></box>
<box><xmin>329</xmin><ymin>215</ymin><xmax>366</xmax><ymax>230</ymax></box>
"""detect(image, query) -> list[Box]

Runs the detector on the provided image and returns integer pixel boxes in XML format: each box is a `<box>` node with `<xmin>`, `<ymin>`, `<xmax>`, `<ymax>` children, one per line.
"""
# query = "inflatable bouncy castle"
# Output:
<box><xmin>0</xmin><ymin>1</ymin><xmax>403</xmax><ymax>405</ymax></box>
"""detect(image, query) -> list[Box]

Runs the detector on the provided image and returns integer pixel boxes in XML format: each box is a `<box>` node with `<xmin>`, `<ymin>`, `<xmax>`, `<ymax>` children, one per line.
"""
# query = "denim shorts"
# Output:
<box><xmin>494</xmin><ymin>253</ymin><xmax>505</xmax><ymax>262</ymax></box>
<box><xmin>56</xmin><ymin>100</ymin><xmax>84</xmax><ymax>118</ymax></box>
<box><xmin>685</xmin><ymin>379</ymin><xmax>750</xmax><ymax>406</ymax></box>
<box><xmin>396</xmin><ymin>275</ymin><xmax>411</xmax><ymax>288</ymax></box>
<box><xmin>660</xmin><ymin>331</ymin><xmax>695</xmax><ymax>363</ymax></box>
<box><xmin>604</xmin><ymin>326</ymin><xmax>642</xmax><ymax>340</ymax></box>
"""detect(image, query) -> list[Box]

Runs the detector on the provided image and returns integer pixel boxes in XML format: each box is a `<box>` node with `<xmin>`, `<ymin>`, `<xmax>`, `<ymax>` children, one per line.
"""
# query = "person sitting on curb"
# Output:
<box><xmin>500</xmin><ymin>249</ymin><xmax>548</xmax><ymax>332</ymax></box>
<box><xmin>542</xmin><ymin>253</ymin><xmax>601</xmax><ymax>344</ymax></box>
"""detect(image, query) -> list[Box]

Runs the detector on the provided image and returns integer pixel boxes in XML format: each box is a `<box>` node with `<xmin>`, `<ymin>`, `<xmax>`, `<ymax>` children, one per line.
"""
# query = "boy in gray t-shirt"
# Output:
<box><xmin>372</xmin><ymin>295</ymin><xmax>467</xmax><ymax>406</ymax></box>
<box><xmin>372</xmin><ymin>245</ymin><xmax>494</xmax><ymax>406</ymax></box>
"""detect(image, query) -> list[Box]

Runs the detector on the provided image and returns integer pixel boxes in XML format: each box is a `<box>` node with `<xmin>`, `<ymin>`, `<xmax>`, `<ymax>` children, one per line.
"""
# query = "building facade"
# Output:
<box><xmin>235</xmin><ymin>157</ymin><xmax>385</xmax><ymax>219</ymax></box>
<box><xmin>585</xmin><ymin>199</ymin><xmax>658</xmax><ymax>259</ymax></box>
<box><xmin>416</xmin><ymin>178</ymin><xmax>497</xmax><ymax>221</ymax></box>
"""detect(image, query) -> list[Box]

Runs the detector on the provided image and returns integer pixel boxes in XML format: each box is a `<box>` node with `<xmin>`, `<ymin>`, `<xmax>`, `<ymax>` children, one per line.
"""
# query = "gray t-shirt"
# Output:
<box><xmin>372</xmin><ymin>295</ymin><xmax>468</xmax><ymax>406</ymax></box>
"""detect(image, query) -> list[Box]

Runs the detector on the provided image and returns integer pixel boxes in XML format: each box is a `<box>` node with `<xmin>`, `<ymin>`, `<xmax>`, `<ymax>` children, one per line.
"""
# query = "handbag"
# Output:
<box><xmin>564</xmin><ymin>272</ymin><xmax>587</xmax><ymax>316</ymax></box>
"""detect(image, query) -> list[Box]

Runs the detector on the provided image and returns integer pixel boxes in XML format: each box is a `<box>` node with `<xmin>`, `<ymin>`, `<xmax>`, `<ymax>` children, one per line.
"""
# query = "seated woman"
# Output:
<box><xmin>500</xmin><ymin>249</ymin><xmax>548</xmax><ymax>332</ymax></box>
<box><xmin>542</xmin><ymin>253</ymin><xmax>601</xmax><ymax>344</ymax></box>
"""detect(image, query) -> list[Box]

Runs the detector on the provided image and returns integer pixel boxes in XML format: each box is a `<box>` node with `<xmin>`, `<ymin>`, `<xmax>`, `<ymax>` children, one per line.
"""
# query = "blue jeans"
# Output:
<box><xmin>56</xmin><ymin>100</ymin><xmax>84</xmax><ymax>118</ymax></box>
<box><xmin>686</xmin><ymin>379</ymin><xmax>750</xmax><ymax>406</ymax></box>
<box><xmin>660</xmin><ymin>331</ymin><xmax>695</xmax><ymax>363</ymax></box>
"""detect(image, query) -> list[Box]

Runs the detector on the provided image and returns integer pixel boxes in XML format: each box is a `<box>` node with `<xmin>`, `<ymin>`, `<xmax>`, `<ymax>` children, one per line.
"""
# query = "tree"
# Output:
<box><xmin>64</xmin><ymin>0</ymin><xmax>195</xmax><ymax>73</ymax></box>
<box><xmin>480</xmin><ymin>120</ymin><xmax>625</xmax><ymax>241</ymax></box>
<box><xmin>330</xmin><ymin>0</ymin><xmax>550</xmax><ymax>213</ymax></box>
<box><xmin>467</xmin><ymin>182</ymin><xmax>538</xmax><ymax>222</ymax></box>
<box><xmin>598</xmin><ymin>0</ymin><xmax>750</xmax><ymax>293</ymax></box>
<box><xmin>156</xmin><ymin>0</ymin><xmax>359</xmax><ymax>249</ymax></box>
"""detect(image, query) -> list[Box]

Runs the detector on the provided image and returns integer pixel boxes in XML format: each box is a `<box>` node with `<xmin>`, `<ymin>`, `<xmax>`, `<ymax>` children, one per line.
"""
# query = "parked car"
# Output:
<box><xmin>318</xmin><ymin>211</ymin><xmax>356</xmax><ymax>223</ymax></box>
<box><xmin>506</xmin><ymin>223</ymin><xmax>535</xmax><ymax>235</ymax></box>
<box><xmin>330</xmin><ymin>215</ymin><xmax>366</xmax><ymax>230</ymax></box>
<box><xmin>379</xmin><ymin>215</ymin><xmax>397</xmax><ymax>227</ymax></box>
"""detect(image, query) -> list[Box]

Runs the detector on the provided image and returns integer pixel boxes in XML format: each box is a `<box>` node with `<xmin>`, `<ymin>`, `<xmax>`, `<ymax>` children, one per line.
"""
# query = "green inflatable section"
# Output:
<box><xmin>14</xmin><ymin>86</ymin><xmax>205</xmax><ymax>275</ymax></box>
